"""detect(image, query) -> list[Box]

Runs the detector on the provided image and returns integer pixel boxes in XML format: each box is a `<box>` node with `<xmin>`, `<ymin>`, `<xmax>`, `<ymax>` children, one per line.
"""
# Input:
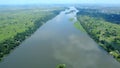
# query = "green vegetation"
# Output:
<box><xmin>77</xmin><ymin>8</ymin><xmax>120</xmax><ymax>62</ymax></box>
<box><xmin>74</xmin><ymin>21</ymin><xmax>86</xmax><ymax>32</ymax></box>
<box><xmin>69</xmin><ymin>18</ymin><xmax>74</xmax><ymax>21</ymax></box>
<box><xmin>69</xmin><ymin>17</ymin><xmax>86</xmax><ymax>32</ymax></box>
<box><xmin>0</xmin><ymin>7</ymin><xmax>64</xmax><ymax>61</ymax></box>
<box><xmin>56</xmin><ymin>64</ymin><xmax>66</xmax><ymax>68</ymax></box>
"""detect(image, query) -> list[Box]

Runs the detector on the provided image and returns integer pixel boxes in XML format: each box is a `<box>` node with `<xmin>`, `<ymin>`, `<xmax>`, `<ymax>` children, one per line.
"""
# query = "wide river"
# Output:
<box><xmin>0</xmin><ymin>7</ymin><xmax>120</xmax><ymax>68</ymax></box>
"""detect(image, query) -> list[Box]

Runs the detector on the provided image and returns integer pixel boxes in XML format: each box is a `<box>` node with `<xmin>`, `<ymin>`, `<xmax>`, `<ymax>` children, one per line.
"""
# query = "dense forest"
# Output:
<box><xmin>77</xmin><ymin>7</ymin><xmax>120</xmax><ymax>62</ymax></box>
<box><xmin>0</xmin><ymin>7</ymin><xmax>64</xmax><ymax>61</ymax></box>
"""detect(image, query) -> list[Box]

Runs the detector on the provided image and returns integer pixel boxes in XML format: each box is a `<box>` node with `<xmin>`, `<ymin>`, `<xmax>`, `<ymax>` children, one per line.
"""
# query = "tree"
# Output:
<box><xmin>56</xmin><ymin>64</ymin><xmax>66</xmax><ymax>68</ymax></box>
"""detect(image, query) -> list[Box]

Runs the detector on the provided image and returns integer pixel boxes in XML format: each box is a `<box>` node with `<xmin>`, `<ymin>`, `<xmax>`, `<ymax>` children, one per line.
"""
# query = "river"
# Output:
<box><xmin>0</xmin><ymin>7</ymin><xmax>120</xmax><ymax>68</ymax></box>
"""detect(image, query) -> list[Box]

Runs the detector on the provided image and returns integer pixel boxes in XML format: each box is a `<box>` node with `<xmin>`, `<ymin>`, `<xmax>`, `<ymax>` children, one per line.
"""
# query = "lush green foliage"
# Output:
<box><xmin>0</xmin><ymin>7</ymin><xmax>64</xmax><ymax>61</ymax></box>
<box><xmin>56</xmin><ymin>64</ymin><xmax>66</xmax><ymax>68</ymax></box>
<box><xmin>77</xmin><ymin>8</ymin><xmax>120</xmax><ymax>62</ymax></box>
<box><xmin>78</xmin><ymin>8</ymin><xmax>120</xmax><ymax>24</ymax></box>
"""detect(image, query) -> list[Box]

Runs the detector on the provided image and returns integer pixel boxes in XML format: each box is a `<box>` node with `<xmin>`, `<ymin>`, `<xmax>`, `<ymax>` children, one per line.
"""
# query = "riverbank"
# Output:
<box><xmin>77</xmin><ymin>10</ymin><xmax>120</xmax><ymax>62</ymax></box>
<box><xmin>0</xmin><ymin>7</ymin><xmax>64</xmax><ymax>61</ymax></box>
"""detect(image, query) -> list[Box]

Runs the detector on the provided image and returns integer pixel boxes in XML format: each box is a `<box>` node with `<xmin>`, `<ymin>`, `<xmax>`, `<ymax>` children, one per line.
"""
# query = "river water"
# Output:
<box><xmin>0</xmin><ymin>7</ymin><xmax>120</xmax><ymax>68</ymax></box>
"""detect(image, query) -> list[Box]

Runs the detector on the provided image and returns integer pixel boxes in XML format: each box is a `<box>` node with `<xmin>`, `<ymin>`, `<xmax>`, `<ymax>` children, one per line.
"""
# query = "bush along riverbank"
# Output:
<box><xmin>0</xmin><ymin>7</ymin><xmax>64</xmax><ymax>61</ymax></box>
<box><xmin>77</xmin><ymin>8</ymin><xmax>120</xmax><ymax>62</ymax></box>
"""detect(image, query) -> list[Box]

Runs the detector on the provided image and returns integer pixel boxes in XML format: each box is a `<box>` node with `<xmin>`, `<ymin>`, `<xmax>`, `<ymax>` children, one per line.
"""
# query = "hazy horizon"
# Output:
<box><xmin>0</xmin><ymin>0</ymin><xmax>120</xmax><ymax>5</ymax></box>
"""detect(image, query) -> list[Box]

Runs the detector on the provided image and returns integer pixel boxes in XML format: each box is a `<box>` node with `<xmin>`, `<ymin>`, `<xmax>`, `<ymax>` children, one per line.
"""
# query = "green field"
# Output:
<box><xmin>0</xmin><ymin>7</ymin><xmax>64</xmax><ymax>61</ymax></box>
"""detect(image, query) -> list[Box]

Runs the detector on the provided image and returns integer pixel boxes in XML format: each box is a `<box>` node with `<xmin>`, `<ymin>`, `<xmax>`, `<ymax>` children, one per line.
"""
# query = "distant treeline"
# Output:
<box><xmin>78</xmin><ymin>8</ymin><xmax>120</xmax><ymax>24</ymax></box>
<box><xmin>77</xmin><ymin>8</ymin><xmax>120</xmax><ymax>62</ymax></box>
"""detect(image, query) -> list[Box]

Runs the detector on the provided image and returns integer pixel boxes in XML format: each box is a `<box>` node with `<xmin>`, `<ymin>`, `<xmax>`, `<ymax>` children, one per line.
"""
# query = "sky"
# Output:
<box><xmin>0</xmin><ymin>0</ymin><xmax>120</xmax><ymax>5</ymax></box>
